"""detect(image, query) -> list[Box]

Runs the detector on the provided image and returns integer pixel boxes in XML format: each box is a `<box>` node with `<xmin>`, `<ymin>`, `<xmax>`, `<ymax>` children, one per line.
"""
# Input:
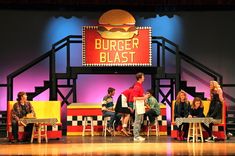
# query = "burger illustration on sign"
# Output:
<box><xmin>97</xmin><ymin>9</ymin><xmax>138</xmax><ymax>39</ymax></box>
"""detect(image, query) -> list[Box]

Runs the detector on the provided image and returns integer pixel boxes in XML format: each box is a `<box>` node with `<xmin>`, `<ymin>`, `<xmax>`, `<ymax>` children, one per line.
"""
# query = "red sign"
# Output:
<box><xmin>83</xmin><ymin>26</ymin><xmax>151</xmax><ymax>66</ymax></box>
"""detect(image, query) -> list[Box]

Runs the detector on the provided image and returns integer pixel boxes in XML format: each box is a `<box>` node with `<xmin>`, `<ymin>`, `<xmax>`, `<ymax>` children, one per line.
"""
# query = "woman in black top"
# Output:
<box><xmin>174</xmin><ymin>90</ymin><xmax>190</xmax><ymax>141</ymax></box>
<box><xmin>188</xmin><ymin>97</ymin><xmax>211</xmax><ymax>140</ymax></box>
<box><xmin>205</xmin><ymin>81</ymin><xmax>224</xmax><ymax>142</ymax></box>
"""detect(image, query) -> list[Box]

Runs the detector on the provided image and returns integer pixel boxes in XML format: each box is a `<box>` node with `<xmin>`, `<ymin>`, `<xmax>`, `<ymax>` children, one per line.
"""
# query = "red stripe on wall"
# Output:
<box><xmin>67</xmin><ymin>108</ymin><xmax>102</xmax><ymax>116</ymax></box>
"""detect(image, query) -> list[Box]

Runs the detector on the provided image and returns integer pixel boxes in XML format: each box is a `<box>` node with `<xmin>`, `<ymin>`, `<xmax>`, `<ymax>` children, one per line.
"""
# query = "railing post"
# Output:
<box><xmin>157</xmin><ymin>44</ymin><xmax>160</xmax><ymax>67</ymax></box>
<box><xmin>7</xmin><ymin>77</ymin><xmax>13</xmax><ymax>101</ymax></box>
<box><xmin>50</xmin><ymin>46</ymin><xmax>57</xmax><ymax>100</ymax></box>
<box><xmin>67</xmin><ymin>38</ymin><xmax>71</xmax><ymax>85</ymax></box>
<box><xmin>73</xmin><ymin>78</ymin><xmax>77</xmax><ymax>102</ymax></box>
<box><xmin>162</xmin><ymin>39</ymin><xmax>166</xmax><ymax>73</ymax></box>
<box><xmin>66</xmin><ymin>37</ymin><xmax>70</xmax><ymax>74</ymax></box>
<box><xmin>175</xmin><ymin>45</ymin><xmax>181</xmax><ymax>94</ymax></box>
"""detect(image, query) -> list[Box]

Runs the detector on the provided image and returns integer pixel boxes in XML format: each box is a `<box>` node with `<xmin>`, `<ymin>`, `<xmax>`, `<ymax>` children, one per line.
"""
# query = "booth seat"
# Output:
<box><xmin>7</xmin><ymin>101</ymin><xmax>62</xmax><ymax>141</ymax></box>
<box><xmin>171</xmin><ymin>100</ymin><xmax>226</xmax><ymax>140</ymax></box>
<box><xmin>67</xmin><ymin>103</ymin><xmax>167</xmax><ymax>136</ymax></box>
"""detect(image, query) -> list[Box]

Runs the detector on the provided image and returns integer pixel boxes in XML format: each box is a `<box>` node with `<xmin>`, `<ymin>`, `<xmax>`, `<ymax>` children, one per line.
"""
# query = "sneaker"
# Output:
<box><xmin>205</xmin><ymin>137</ymin><xmax>215</xmax><ymax>142</ymax></box>
<box><xmin>196</xmin><ymin>138</ymin><xmax>202</xmax><ymax>142</ymax></box>
<box><xmin>227</xmin><ymin>132</ymin><xmax>233</xmax><ymax>139</ymax></box>
<box><xmin>134</xmin><ymin>136</ymin><xmax>145</xmax><ymax>141</ymax></box>
<box><xmin>212</xmin><ymin>135</ymin><xmax>217</xmax><ymax>141</ymax></box>
<box><xmin>205</xmin><ymin>137</ymin><xmax>212</xmax><ymax>142</ymax></box>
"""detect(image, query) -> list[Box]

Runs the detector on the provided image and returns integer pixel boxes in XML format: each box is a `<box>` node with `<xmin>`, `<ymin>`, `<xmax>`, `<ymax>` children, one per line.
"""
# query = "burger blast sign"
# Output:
<box><xmin>83</xmin><ymin>9</ymin><xmax>151</xmax><ymax>66</ymax></box>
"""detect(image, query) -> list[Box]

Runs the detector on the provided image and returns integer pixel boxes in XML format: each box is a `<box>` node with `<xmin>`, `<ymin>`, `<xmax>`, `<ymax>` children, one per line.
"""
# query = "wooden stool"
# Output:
<box><xmin>147</xmin><ymin>116</ymin><xmax>159</xmax><ymax>136</ymax></box>
<box><xmin>102</xmin><ymin>116</ymin><xmax>111</xmax><ymax>136</ymax></box>
<box><xmin>82</xmin><ymin>116</ymin><xmax>94</xmax><ymax>136</ymax></box>
<box><xmin>187</xmin><ymin>123</ymin><xmax>204</xmax><ymax>142</ymax></box>
<box><xmin>31</xmin><ymin>123</ymin><xmax>48</xmax><ymax>143</ymax></box>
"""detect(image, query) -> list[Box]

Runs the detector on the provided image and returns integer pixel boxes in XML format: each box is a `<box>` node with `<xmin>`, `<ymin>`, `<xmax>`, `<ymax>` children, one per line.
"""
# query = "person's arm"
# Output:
<box><xmin>174</xmin><ymin>103</ymin><xmax>180</xmax><ymax>119</ymax></box>
<box><xmin>28</xmin><ymin>102</ymin><xmax>36</xmax><ymax>117</ymax></box>
<box><xmin>198</xmin><ymin>107</ymin><xmax>205</xmax><ymax>117</ymax></box>
<box><xmin>154</xmin><ymin>101</ymin><xmax>161</xmax><ymax>116</ymax></box>
<box><xmin>188</xmin><ymin>107</ymin><xmax>193</xmax><ymax>118</ymax></box>
<box><xmin>150</xmin><ymin>97</ymin><xmax>160</xmax><ymax>115</ymax></box>
<box><xmin>101</xmin><ymin>100</ymin><xmax>108</xmax><ymax>111</ymax></box>
<box><xmin>185</xmin><ymin>102</ymin><xmax>190</xmax><ymax>118</ymax></box>
<box><xmin>217</xmin><ymin>88</ymin><xmax>224</xmax><ymax>103</ymax></box>
<box><xmin>132</xmin><ymin>85</ymin><xmax>148</xmax><ymax>101</ymax></box>
<box><xmin>11</xmin><ymin>104</ymin><xmax>20</xmax><ymax>121</ymax></box>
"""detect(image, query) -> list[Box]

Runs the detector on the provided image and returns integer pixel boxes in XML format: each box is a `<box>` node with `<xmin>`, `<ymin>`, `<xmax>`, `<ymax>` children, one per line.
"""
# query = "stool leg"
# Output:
<box><xmin>38</xmin><ymin>124</ymin><xmax>41</xmax><ymax>143</ymax></box>
<box><xmin>112</xmin><ymin>121</ymin><xmax>116</xmax><ymax>136</ymax></box>
<box><xmin>156</xmin><ymin>120</ymin><xmax>159</xmax><ymax>136</ymax></box>
<box><xmin>196</xmin><ymin>123</ymin><xmax>199</xmax><ymax>142</ymax></box>
<box><xmin>91</xmin><ymin>118</ymin><xmax>94</xmax><ymax>136</ymax></box>
<box><xmin>31</xmin><ymin>124</ymin><xmax>36</xmax><ymax>143</ymax></box>
<box><xmin>82</xmin><ymin>117</ymin><xmax>87</xmax><ymax>136</ymax></box>
<box><xmin>147</xmin><ymin>117</ymin><xmax>150</xmax><ymax>136</ymax></box>
<box><xmin>147</xmin><ymin>125</ymin><xmax>150</xmax><ymax>136</ymax></box>
<box><xmin>199</xmin><ymin>123</ymin><xmax>204</xmax><ymax>142</ymax></box>
<box><xmin>192</xmin><ymin>123</ymin><xmax>195</xmax><ymax>143</ymax></box>
<box><xmin>44</xmin><ymin>125</ymin><xmax>48</xmax><ymax>143</ymax></box>
<box><xmin>187</xmin><ymin>123</ymin><xmax>192</xmax><ymax>142</ymax></box>
<box><xmin>103</xmin><ymin>119</ymin><xmax>107</xmax><ymax>137</ymax></box>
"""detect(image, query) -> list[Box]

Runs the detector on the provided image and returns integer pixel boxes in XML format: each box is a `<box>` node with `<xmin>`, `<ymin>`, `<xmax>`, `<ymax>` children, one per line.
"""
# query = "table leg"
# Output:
<box><xmin>44</xmin><ymin>125</ymin><xmax>48</xmax><ymax>143</ymax></box>
<box><xmin>195</xmin><ymin>123</ymin><xmax>198</xmax><ymax>142</ymax></box>
<box><xmin>31</xmin><ymin>124</ymin><xmax>36</xmax><ymax>143</ymax></box>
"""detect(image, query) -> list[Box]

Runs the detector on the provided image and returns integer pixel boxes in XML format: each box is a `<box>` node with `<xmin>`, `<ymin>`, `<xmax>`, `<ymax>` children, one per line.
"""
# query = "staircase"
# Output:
<box><xmin>0</xmin><ymin>111</ymin><xmax>7</xmax><ymax>138</ymax></box>
<box><xmin>227</xmin><ymin>105</ymin><xmax>235</xmax><ymax>135</ymax></box>
<box><xmin>27</xmin><ymin>80</ymin><xmax>51</xmax><ymax>100</ymax></box>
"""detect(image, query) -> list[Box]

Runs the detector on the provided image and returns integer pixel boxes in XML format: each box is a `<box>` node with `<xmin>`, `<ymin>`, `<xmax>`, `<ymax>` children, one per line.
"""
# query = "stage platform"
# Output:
<box><xmin>0</xmin><ymin>136</ymin><xmax>234</xmax><ymax>155</ymax></box>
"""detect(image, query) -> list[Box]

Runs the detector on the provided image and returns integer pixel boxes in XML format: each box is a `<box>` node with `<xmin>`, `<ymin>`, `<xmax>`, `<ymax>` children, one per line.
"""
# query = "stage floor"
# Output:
<box><xmin>0</xmin><ymin>136</ymin><xmax>235</xmax><ymax>155</ymax></box>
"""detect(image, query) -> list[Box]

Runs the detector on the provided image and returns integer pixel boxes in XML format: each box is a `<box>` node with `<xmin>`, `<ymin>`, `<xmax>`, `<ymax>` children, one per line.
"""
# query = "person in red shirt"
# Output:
<box><xmin>115</xmin><ymin>87</ymin><xmax>134</xmax><ymax>136</ymax></box>
<box><xmin>132</xmin><ymin>72</ymin><xmax>148</xmax><ymax>141</ymax></box>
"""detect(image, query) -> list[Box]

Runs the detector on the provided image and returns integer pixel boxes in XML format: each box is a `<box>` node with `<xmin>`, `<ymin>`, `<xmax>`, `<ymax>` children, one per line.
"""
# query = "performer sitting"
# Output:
<box><xmin>174</xmin><ymin>90</ymin><xmax>190</xmax><ymax>141</ymax></box>
<box><xmin>102</xmin><ymin>87</ymin><xmax>121</xmax><ymax>134</ymax></box>
<box><xmin>144</xmin><ymin>89</ymin><xmax>160</xmax><ymax>125</ymax></box>
<box><xmin>11</xmin><ymin>91</ymin><xmax>36</xmax><ymax>143</ymax></box>
<box><xmin>205</xmin><ymin>81</ymin><xmax>224</xmax><ymax>142</ymax></box>
<box><xmin>188</xmin><ymin>97</ymin><xmax>207</xmax><ymax>141</ymax></box>
<box><xmin>115</xmin><ymin>87</ymin><xmax>134</xmax><ymax>136</ymax></box>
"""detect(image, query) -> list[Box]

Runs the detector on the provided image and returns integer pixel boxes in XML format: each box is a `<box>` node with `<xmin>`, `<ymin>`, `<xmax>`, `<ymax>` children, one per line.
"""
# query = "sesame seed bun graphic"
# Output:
<box><xmin>98</xmin><ymin>9</ymin><xmax>138</xmax><ymax>39</ymax></box>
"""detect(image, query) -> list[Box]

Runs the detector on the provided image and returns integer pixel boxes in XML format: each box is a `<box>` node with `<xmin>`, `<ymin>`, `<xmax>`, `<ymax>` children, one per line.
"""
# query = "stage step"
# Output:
<box><xmin>0</xmin><ymin>111</ymin><xmax>7</xmax><ymax>138</ymax></box>
<box><xmin>27</xmin><ymin>80</ymin><xmax>51</xmax><ymax>100</ymax></box>
<box><xmin>180</xmin><ymin>81</ymin><xmax>205</xmax><ymax>99</ymax></box>
<box><xmin>227</xmin><ymin>105</ymin><xmax>235</xmax><ymax>135</ymax></box>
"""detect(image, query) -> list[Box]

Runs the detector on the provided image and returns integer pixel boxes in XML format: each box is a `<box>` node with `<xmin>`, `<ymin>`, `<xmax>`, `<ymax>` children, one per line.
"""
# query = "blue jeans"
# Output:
<box><xmin>103</xmin><ymin>111</ymin><xmax>121</xmax><ymax>129</ymax></box>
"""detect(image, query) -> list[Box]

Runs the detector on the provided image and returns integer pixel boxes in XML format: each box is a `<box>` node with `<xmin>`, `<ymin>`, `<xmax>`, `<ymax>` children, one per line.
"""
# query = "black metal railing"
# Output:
<box><xmin>5</xmin><ymin>35</ymin><xmax>235</xmax><ymax>104</ymax></box>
